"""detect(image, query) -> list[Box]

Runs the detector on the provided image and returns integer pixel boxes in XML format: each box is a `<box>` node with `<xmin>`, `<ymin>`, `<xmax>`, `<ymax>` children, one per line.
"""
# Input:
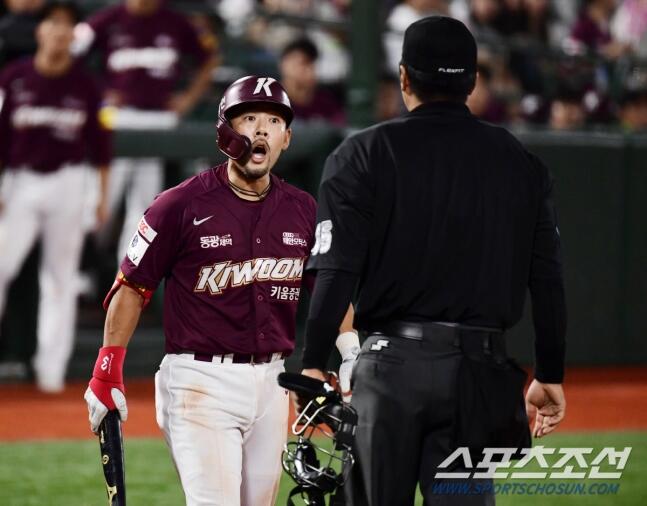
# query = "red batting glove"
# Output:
<box><xmin>84</xmin><ymin>346</ymin><xmax>128</xmax><ymax>433</ymax></box>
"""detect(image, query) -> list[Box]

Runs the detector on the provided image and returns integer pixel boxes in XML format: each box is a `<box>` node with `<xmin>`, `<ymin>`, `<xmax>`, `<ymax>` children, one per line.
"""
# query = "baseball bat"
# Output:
<box><xmin>98</xmin><ymin>410</ymin><xmax>126</xmax><ymax>505</ymax></box>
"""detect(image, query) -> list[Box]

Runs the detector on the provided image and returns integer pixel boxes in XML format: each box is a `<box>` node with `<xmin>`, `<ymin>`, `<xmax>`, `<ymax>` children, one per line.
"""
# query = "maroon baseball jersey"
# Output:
<box><xmin>570</xmin><ymin>12</ymin><xmax>612</xmax><ymax>51</ymax></box>
<box><xmin>84</xmin><ymin>4</ymin><xmax>210</xmax><ymax>110</ymax></box>
<box><xmin>0</xmin><ymin>58</ymin><xmax>111</xmax><ymax>172</ymax></box>
<box><xmin>119</xmin><ymin>164</ymin><xmax>317</xmax><ymax>356</ymax></box>
<box><xmin>291</xmin><ymin>88</ymin><xmax>346</xmax><ymax>126</ymax></box>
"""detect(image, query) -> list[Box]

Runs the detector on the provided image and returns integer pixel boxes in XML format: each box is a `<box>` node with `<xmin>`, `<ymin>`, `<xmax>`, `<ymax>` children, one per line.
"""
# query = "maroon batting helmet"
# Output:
<box><xmin>216</xmin><ymin>76</ymin><xmax>294</xmax><ymax>162</ymax></box>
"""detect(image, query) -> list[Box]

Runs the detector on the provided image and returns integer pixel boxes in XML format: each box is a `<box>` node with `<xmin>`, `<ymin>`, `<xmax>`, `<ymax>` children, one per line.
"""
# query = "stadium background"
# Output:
<box><xmin>0</xmin><ymin>0</ymin><xmax>646</xmax><ymax>504</ymax></box>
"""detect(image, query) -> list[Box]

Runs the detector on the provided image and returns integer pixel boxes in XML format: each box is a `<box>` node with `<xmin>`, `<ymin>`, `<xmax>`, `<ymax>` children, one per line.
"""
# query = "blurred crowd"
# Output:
<box><xmin>1</xmin><ymin>0</ymin><xmax>647</xmax><ymax>390</ymax></box>
<box><xmin>2</xmin><ymin>0</ymin><xmax>647</xmax><ymax>131</ymax></box>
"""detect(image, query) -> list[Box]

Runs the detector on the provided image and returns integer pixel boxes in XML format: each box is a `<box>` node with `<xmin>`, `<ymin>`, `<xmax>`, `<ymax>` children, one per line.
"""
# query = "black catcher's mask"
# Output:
<box><xmin>277</xmin><ymin>372</ymin><xmax>358</xmax><ymax>506</ymax></box>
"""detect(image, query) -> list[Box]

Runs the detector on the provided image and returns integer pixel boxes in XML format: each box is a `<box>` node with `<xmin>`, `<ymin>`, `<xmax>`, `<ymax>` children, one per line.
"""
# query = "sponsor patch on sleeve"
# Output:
<box><xmin>137</xmin><ymin>216</ymin><xmax>157</xmax><ymax>243</ymax></box>
<box><xmin>126</xmin><ymin>231</ymin><xmax>150</xmax><ymax>267</ymax></box>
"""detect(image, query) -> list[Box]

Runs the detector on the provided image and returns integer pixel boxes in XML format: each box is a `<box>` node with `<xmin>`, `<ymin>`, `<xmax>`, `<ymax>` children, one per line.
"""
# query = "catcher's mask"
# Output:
<box><xmin>278</xmin><ymin>372</ymin><xmax>358</xmax><ymax>506</ymax></box>
<box><xmin>216</xmin><ymin>76</ymin><xmax>293</xmax><ymax>163</ymax></box>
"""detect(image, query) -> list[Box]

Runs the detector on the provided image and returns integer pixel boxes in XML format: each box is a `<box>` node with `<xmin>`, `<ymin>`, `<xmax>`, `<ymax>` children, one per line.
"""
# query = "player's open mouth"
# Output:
<box><xmin>251</xmin><ymin>143</ymin><xmax>268</xmax><ymax>164</ymax></box>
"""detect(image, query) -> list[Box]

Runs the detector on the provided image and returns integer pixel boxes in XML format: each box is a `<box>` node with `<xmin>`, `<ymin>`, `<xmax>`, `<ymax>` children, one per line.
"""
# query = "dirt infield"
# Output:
<box><xmin>1</xmin><ymin>367</ymin><xmax>646</xmax><ymax>441</ymax></box>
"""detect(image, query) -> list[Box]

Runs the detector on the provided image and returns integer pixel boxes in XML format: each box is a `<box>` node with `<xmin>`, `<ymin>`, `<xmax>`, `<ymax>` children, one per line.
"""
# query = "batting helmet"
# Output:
<box><xmin>216</xmin><ymin>76</ymin><xmax>294</xmax><ymax>162</ymax></box>
<box><xmin>278</xmin><ymin>372</ymin><xmax>357</xmax><ymax>506</ymax></box>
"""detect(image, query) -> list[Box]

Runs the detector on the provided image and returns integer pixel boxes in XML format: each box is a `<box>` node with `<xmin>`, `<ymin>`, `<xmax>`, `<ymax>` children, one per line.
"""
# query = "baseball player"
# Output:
<box><xmin>300</xmin><ymin>16</ymin><xmax>567</xmax><ymax>506</ymax></box>
<box><xmin>84</xmin><ymin>76</ymin><xmax>353</xmax><ymax>506</ymax></box>
<box><xmin>0</xmin><ymin>0</ymin><xmax>111</xmax><ymax>392</ymax></box>
<box><xmin>73</xmin><ymin>0</ymin><xmax>217</xmax><ymax>261</ymax></box>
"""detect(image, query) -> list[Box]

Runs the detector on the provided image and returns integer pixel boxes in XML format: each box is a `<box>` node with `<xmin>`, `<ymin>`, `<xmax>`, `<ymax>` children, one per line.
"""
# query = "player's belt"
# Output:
<box><xmin>185</xmin><ymin>351</ymin><xmax>287</xmax><ymax>364</ymax></box>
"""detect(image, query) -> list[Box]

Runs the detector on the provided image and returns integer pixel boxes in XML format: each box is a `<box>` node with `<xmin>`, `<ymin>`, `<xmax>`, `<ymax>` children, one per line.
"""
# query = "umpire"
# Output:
<box><xmin>300</xmin><ymin>16</ymin><xmax>567</xmax><ymax>506</ymax></box>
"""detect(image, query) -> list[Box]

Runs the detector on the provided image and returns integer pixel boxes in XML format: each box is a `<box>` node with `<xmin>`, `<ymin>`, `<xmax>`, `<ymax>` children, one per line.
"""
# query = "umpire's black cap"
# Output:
<box><xmin>401</xmin><ymin>16</ymin><xmax>477</xmax><ymax>94</ymax></box>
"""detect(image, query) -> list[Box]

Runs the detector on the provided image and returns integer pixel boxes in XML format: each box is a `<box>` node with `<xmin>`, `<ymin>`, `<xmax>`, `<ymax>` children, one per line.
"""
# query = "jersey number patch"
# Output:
<box><xmin>311</xmin><ymin>220</ymin><xmax>332</xmax><ymax>256</ymax></box>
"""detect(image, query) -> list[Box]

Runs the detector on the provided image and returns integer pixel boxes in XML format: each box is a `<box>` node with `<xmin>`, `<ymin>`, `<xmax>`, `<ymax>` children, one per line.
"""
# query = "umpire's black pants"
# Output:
<box><xmin>345</xmin><ymin>324</ymin><xmax>498</xmax><ymax>506</ymax></box>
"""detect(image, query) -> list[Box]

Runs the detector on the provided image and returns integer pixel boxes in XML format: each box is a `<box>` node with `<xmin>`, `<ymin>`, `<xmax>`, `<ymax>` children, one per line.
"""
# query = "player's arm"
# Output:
<box><xmin>84</xmin><ymin>285</ymin><xmax>143</xmax><ymax>434</ymax></box>
<box><xmin>339</xmin><ymin>304</ymin><xmax>355</xmax><ymax>334</ymax></box>
<box><xmin>525</xmin><ymin>154</ymin><xmax>567</xmax><ymax>438</ymax></box>
<box><xmin>302</xmin><ymin>271</ymin><xmax>360</xmax><ymax>406</ymax></box>
<box><xmin>169</xmin><ymin>54</ymin><xmax>218</xmax><ymax>117</ymax></box>
<box><xmin>302</xmin><ymin>270</ymin><xmax>357</xmax><ymax>369</ymax></box>
<box><xmin>0</xmin><ymin>75</ymin><xmax>11</xmax><ymax>204</ymax></box>
<box><xmin>83</xmin><ymin>74</ymin><xmax>112</xmax><ymax>228</ymax></box>
<box><xmin>104</xmin><ymin>284</ymin><xmax>144</xmax><ymax>348</ymax></box>
<box><xmin>169</xmin><ymin>16</ymin><xmax>220</xmax><ymax>117</ymax></box>
<box><xmin>96</xmin><ymin>164</ymin><xmax>109</xmax><ymax>227</ymax></box>
<box><xmin>85</xmin><ymin>186</ymin><xmax>182</xmax><ymax>433</ymax></box>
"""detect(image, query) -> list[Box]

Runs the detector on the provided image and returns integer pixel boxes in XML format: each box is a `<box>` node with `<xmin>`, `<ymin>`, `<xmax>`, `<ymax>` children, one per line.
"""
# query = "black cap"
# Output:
<box><xmin>40</xmin><ymin>1</ymin><xmax>82</xmax><ymax>24</ymax></box>
<box><xmin>554</xmin><ymin>82</ymin><xmax>586</xmax><ymax>104</ymax></box>
<box><xmin>281</xmin><ymin>37</ymin><xmax>319</xmax><ymax>62</ymax></box>
<box><xmin>401</xmin><ymin>16</ymin><xmax>477</xmax><ymax>94</ymax></box>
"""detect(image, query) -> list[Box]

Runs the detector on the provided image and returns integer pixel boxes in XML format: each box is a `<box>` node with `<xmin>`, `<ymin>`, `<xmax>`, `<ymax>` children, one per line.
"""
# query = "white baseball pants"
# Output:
<box><xmin>0</xmin><ymin>166</ymin><xmax>91</xmax><ymax>391</ymax></box>
<box><xmin>106</xmin><ymin>157</ymin><xmax>163</xmax><ymax>262</ymax></box>
<box><xmin>155</xmin><ymin>353</ymin><xmax>289</xmax><ymax>506</ymax></box>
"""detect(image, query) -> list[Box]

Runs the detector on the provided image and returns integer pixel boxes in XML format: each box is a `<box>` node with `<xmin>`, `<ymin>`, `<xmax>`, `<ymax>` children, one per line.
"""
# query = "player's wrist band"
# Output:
<box><xmin>92</xmin><ymin>346</ymin><xmax>127</xmax><ymax>383</ymax></box>
<box><xmin>336</xmin><ymin>331</ymin><xmax>360</xmax><ymax>359</ymax></box>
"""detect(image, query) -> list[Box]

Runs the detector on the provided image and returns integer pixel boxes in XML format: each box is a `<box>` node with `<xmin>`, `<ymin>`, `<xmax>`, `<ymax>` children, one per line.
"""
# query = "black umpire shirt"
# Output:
<box><xmin>303</xmin><ymin>101</ymin><xmax>566</xmax><ymax>383</ymax></box>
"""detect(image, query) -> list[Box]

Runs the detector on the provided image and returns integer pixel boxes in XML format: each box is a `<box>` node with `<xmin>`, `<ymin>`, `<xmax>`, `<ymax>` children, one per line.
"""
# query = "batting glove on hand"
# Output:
<box><xmin>85</xmin><ymin>346</ymin><xmax>128</xmax><ymax>434</ymax></box>
<box><xmin>336</xmin><ymin>332</ymin><xmax>360</xmax><ymax>403</ymax></box>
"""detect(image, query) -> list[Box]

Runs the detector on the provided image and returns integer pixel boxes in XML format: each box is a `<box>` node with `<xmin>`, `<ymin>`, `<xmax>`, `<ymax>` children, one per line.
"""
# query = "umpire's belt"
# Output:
<box><xmin>363</xmin><ymin>321</ymin><xmax>506</xmax><ymax>357</ymax></box>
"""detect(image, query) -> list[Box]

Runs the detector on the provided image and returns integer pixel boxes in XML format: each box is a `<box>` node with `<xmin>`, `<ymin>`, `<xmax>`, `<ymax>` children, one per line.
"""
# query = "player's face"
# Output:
<box><xmin>229</xmin><ymin>108</ymin><xmax>292</xmax><ymax>180</ymax></box>
<box><xmin>36</xmin><ymin>9</ymin><xmax>75</xmax><ymax>55</ymax></box>
<box><xmin>280</xmin><ymin>51</ymin><xmax>316</xmax><ymax>90</ymax></box>
<box><xmin>6</xmin><ymin>0</ymin><xmax>45</xmax><ymax>12</ymax></box>
<box><xmin>125</xmin><ymin>0</ymin><xmax>160</xmax><ymax>15</ymax></box>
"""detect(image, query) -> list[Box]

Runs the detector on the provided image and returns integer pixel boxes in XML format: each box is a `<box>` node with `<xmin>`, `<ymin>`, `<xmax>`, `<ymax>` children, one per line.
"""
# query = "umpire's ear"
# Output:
<box><xmin>399</xmin><ymin>64</ymin><xmax>411</xmax><ymax>95</ymax></box>
<box><xmin>399</xmin><ymin>65</ymin><xmax>418</xmax><ymax>111</ymax></box>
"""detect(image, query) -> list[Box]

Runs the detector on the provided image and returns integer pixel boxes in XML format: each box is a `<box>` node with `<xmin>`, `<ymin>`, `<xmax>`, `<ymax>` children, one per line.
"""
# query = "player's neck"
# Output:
<box><xmin>226</xmin><ymin>163</ymin><xmax>272</xmax><ymax>201</ymax></box>
<box><xmin>283</xmin><ymin>81</ymin><xmax>314</xmax><ymax>106</ymax></box>
<box><xmin>34</xmin><ymin>50</ymin><xmax>72</xmax><ymax>78</ymax></box>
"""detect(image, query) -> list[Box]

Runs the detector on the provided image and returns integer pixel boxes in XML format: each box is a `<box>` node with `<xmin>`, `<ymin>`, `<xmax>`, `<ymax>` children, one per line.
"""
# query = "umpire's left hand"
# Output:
<box><xmin>525</xmin><ymin>380</ymin><xmax>566</xmax><ymax>438</ymax></box>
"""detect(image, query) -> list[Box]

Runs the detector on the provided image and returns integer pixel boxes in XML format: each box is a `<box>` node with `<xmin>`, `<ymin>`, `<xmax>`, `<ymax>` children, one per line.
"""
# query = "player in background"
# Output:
<box><xmin>73</xmin><ymin>0</ymin><xmax>218</xmax><ymax>262</ymax></box>
<box><xmin>0</xmin><ymin>0</ymin><xmax>111</xmax><ymax>392</ymax></box>
<box><xmin>0</xmin><ymin>0</ymin><xmax>47</xmax><ymax>383</ymax></box>
<box><xmin>84</xmin><ymin>76</ymin><xmax>354</xmax><ymax>506</ymax></box>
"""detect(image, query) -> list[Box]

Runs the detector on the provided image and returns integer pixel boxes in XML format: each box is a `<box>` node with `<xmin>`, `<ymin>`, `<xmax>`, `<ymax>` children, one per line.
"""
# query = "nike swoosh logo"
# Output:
<box><xmin>193</xmin><ymin>215</ymin><xmax>214</xmax><ymax>226</ymax></box>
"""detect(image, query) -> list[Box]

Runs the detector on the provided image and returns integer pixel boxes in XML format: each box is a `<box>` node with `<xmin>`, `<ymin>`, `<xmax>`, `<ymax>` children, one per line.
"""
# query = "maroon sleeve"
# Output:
<box><xmin>176</xmin><ymin>12</ymin><xmax>211</xmax><ymax>65</ymax></box>
<box><xmin>84</xmin><ymin>6</ymin><xmax>116</xmax><ymax>52</ymax></box>
<box><xmin>0</xmin><ymin>67</ymin><xmax>13</xmax><ymax>166</ymax></box>
<box><xmin>570</xmin><ymin>18</ymin><xmax>598</xmax><ymax>49</ymax></box>
<box><xmin>119</xmin><ymin>188</ymin><xmax>186</xmax><ymax>291</ymax></box>
<box><xmin>84</xmin><ymin>76</ymin><xmax>112</xmax><ymax>167</ymax></box>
